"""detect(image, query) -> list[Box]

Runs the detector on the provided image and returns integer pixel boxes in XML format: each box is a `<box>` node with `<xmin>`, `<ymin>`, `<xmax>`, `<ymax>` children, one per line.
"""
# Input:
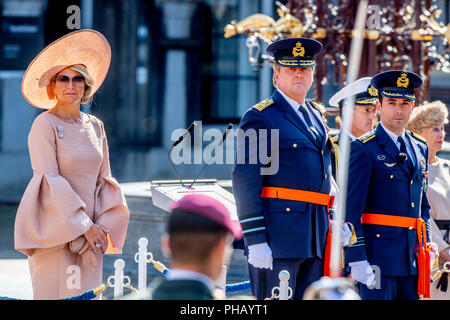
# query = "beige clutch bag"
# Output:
<box><xmin>70</xmin><ymin>236</ymin><xmax>97</xmax><ymax>274</ymax></box>
<box><xmin>69</xmin><ymin>236</ymin><xmax>88</xmax><ymax>254</ymax></box>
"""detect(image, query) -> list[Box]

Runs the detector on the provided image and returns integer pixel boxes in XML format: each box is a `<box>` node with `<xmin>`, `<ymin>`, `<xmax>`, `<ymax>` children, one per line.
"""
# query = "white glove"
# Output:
<box><xmin>329</xmin><ymin>176</ymin><xmax>339</xmax><ymax>210</ymax></box>
<box><xmin>428</xmin><ymin>242</ymin><xmax>439</xmax><ymax>270</ymax></box>
<box><xmin>330</xmin><ymin>220</ymin><xmax>352</xmax><ymax>246</ymax></box>
<box><xmin>349</xmin><ymin>260</ymin><xmax>376</xmax><ymax>287</ymax></box>
<box><xmin>248</xmin><ymin>243</ymin><xmax>273</xmax><ymax>270</ymax></box>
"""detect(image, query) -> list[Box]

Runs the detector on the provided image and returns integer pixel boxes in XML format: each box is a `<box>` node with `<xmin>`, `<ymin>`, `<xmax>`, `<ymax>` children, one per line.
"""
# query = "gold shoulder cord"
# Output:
<box><xmin>409</xmin><ymin>131</ymin><xmax>427</xmax><ymax>143</ymax></box>
<box><xmin>252</xmin><ymin>98</ymin><xmax>274</xmax><ymax>112</ymax></box>
<box><xmin>308</xmin><ymin>99</ymin><xmax>326</xmax><ymax>117</ymax></box>
<box><xmin>359</xmin><ymin>132</ymin><xmax>376</xmax><ymax>144</ymax></box>
<box><xmin>331</xmin><ymin>136</ymin><xmax>340</xmax><ymax>184</ymax></box>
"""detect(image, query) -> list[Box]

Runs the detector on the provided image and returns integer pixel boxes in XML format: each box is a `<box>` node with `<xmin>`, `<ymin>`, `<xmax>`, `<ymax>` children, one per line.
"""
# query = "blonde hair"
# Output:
<box><xmin>272</xmin><ymin>63</ymin><xmax>280</xmax><ymax>88</ymax></box>
<box><xmin>50</xmin><ymin>64</ymin><xmax>95</xmax><ymax>104</ymax></box>
<box><xmin>406</xmin><ymin>100</ymin><xmax>449</xmax><ymax>134</ymax></box>
<box><xmin>68</xmin><ymin>64</ymin><xmax>94</xmax><ymax>104</ymax></box>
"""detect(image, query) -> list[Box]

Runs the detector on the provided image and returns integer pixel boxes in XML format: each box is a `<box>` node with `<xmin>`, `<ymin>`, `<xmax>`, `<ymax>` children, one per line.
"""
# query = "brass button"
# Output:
<box><xmin>321</xmin><ymin>150</ymin><xmax>324</xmax><ymax>155</ymax></box>
<box><xmin>293</xmin><ymin>144</ymin><xmax>297</xmax><ymax>148</ymax></box>
<box><xmin>286</xmin><ymin>208</ymin><xmax>291</xmax><ymax>212</ymax></box>
<box><xmin>411</xmin><ymin>202</ymin><xmax>415</xmax><ymax>208</ymax></box>
<box><xmin>376</xmin><ymin>234</ymin><xmax>381</xmax><ymax>238</ymax></box>
<box><xmin>409</xmin><ymin>226</ymin><xmax>413</xmax><ymax>230</ymax></box>
<box><xmin>325</xmin><ymin>174</ymin><xmax>328</xmax><ymax>179</ymax></box>
<box><xmin>411</xmin><ymin>180</ymin><xmax>413</xmax><ymax>185</ymax></box>
<box><xmin>390</xmin><ymin>174</ymin><xmax>394</xmax><ymax>179</ymax></box>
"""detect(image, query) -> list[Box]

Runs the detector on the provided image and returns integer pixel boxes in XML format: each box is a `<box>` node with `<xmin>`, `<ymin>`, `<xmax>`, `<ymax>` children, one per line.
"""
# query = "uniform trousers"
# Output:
<box><xmin>248</xmin><ymin>257</ymin><xmax>323</xmax><ymax>300</ymax></box>
<box><xmin>358</xmin><ymin>275</ymin><xmax>418</xmax><ymax>300</ymax></box>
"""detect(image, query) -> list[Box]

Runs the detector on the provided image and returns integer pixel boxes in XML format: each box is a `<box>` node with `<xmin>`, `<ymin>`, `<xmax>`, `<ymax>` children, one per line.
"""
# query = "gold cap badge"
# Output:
<box><xmin>292</xmin><ymin>41</ymin><xmax>305</xmax><ymax>57</ymax></box>
<box><xmin>396</xmin><ymin>73</ymin><xmax>409</xmax><ymax>88</ymax></box>
<box><xmin>368</xmin><ymin>85</ymin><xmax>378</xmax><ymax>96</ymax></box>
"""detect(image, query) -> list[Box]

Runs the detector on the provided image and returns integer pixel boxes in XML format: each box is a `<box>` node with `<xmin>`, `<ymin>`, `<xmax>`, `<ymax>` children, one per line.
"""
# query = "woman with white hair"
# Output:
<box><xmin>407</xmin><ymin>100</ymin><xmax>450</xmax><ymax>299</ymax></box>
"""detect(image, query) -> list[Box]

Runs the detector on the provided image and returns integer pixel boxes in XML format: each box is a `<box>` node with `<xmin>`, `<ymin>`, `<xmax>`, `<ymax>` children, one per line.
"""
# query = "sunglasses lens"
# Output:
<box><xmin>73</xmin><ymin>76</ymin><xmax>85</xmax><ymax>83</ymax></box>
<box><xmin>56</xmin><ymin>76</ymin><xmax>69</xmax><ymax>83</ymax></box>
<box><xmin>55</xmin><ymin>75</ymin><xmax>85</xmax><ymax>86</ymax></box>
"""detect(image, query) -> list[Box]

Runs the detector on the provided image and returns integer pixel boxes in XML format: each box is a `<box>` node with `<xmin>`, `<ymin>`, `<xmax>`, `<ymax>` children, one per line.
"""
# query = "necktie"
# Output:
<box><xmin>397</xmin><ymin>136</ymin><xmax>413</xmax><ymax>172</ymax></box>
<box><xmin>298</xmin><ymin>105</ymin><xmax>322</xmax><ymax>144</ymax></box>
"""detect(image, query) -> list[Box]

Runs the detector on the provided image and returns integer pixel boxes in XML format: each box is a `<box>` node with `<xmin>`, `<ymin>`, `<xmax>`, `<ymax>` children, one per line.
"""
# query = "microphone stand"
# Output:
<box><xmin>168</xmin><ymin>121</ymin><xmax>198</xmax><ymax>188</ymax></box>
<box><xmin>188</xmin><ymin>123</ymin><xmax>233</xmax><ymax>188</ymax></box>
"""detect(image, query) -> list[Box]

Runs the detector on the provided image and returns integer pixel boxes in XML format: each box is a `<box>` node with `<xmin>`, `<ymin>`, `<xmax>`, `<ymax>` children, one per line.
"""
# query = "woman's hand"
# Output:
<box><xmin>83</xmin><ymin>224</ymin><xmax>109</xmax><ymax>253</ymax></box>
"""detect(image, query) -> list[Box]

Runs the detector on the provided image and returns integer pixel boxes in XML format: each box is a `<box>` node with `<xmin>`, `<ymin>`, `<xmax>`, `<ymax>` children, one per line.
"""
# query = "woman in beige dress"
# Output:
<box><xmin>407</xmin><ymin>100</ymin><xmax>450</xmax><ymax>300</ymax></box>
<box><xmin>14</xmin><ymin>30</ymin><xmax>130</xmax><ymax>300</ymax></box>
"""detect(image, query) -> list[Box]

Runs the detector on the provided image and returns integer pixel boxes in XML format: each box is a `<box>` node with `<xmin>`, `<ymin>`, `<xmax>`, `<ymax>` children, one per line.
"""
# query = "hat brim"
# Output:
<box><xmin>355</xmin><ymin>98</ymin><xmax>378</xmax><ymax>105</ymax></box>
<box><xmin>380</xmin><ymin>90</ymin><xmax>416</xmax><ymax>102</ymax></box>
<box><xmin>275</xmin><ymin>60</ymin><xmax>316</xmax><ymax>68</ymax></box>
<box><xmin>328</xmin><ymin>77</ymin><xmax>372</xmax><ymax>107</ymax></box>
<box><xmin>22</xmin><ymin>29</ymin><xmax>111</xmax><ymax>109</ymax></box>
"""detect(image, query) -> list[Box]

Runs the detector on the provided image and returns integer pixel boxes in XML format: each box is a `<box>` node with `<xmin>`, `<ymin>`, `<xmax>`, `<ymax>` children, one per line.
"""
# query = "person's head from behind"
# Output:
<box><xmin>162</xmin><ymin>194</ymin><xmax>241</xmax><ymax>282</ymax></box>
<box><xmin>406</xmin><ymin>100</ymin><xmax>448</xmax><ymax>159</ymax></box>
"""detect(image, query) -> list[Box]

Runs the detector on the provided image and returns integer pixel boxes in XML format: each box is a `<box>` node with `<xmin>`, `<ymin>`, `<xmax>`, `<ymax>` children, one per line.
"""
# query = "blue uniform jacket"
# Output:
<box><xmin>345</xmin><ymin>123</ymin><xmax>431</xmax><ymax>276</ymax></box>
<box><xmin>232</xmin><ymin>90</ymin><xmax>333</xmax><ymax>259</ymax></box>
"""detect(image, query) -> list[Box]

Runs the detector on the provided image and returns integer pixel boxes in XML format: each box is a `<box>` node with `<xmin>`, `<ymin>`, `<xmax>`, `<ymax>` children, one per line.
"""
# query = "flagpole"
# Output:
<box><xmin>329</xmin><ymin>0</ymin><xmax>369</xmax><ymax>277</ymax></box>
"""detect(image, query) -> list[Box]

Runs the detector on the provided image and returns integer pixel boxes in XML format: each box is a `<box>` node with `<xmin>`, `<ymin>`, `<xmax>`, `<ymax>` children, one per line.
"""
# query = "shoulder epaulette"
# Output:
<box><xmin>252</xmin><ymin>98</ymin><xmax>274</xmax><ymax>112</ymax></box>
<box><xmin>357</xmin><ymin>131</ymin><xmax>376</xmax><ymax>143</ymax></box>
<box><xmin>308</xmin><ymin>99</ymin><xmax>325</xmax><ymax>115</ymax></box>
<box><xmin>408</xmin><ymin>130</ymin><xmax>427</xmax><ymax>143</ymax></box>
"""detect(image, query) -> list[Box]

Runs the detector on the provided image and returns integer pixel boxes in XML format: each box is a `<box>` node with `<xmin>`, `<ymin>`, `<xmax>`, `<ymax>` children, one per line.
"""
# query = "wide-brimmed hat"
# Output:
<box><xmin>21</xmin><ymin>29</ymin><xmax>111</xmax><ymax>109</ymax></box>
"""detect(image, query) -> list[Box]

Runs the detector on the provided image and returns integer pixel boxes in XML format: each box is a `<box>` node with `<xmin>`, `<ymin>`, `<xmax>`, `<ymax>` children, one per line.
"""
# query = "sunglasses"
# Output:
<box><xmin>54</xmin><ymin>75</ymin><xmax>85</xmax><ymax>87</ymax></box>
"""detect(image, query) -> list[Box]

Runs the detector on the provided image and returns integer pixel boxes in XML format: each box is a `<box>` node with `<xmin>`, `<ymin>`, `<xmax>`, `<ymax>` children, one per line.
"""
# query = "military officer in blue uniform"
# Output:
<box><xmin>232</xmin><ymin>37</ymin><xmax>337</xmax><ymax>300</ymax></box>
<box><xmin>345</xmin><ymin>70</ymin><xmax>437</xmax><ymax>300</ymax></box>
<box><xmin>328</xmin><ymin>77</ymin><xmax>378</xmax><ymax>180</ymax></box>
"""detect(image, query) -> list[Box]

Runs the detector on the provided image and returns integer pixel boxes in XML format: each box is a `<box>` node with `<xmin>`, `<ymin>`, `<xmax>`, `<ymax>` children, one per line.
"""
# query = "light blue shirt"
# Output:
<box><xmin>380</xmin><ymin>122</ymin><xmax>416</xmax><ymax>165</ymax></box>
<box><xmin>277</xmin><ymin>88</ymin><xmax>325</xmax><ymax>139</ymax></box>
<box><xmin>341</xmin><ymin>129</ymin><xmax>357</xmax><ymax>141</ymax></box>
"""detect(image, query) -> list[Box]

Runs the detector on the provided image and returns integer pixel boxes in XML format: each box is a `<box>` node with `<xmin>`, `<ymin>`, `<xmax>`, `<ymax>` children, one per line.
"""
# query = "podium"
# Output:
<box><xmin>150</xmin><ymin>179</ymin><xmax>238</xmax><ymax>221</ymax></box>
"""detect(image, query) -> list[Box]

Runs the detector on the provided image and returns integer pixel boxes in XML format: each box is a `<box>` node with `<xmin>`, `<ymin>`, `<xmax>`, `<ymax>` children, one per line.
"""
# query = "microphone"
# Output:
<box><xmin>172</xmin><ymin>121</ymin><xmax>197</xmax><ymax>147</ymax></box>
<box><xmin>188</xmin><ymin>123</ymin><xmax>234</xmax><ymax>187</ymax></box>
<box><xmin>168</xmin><ymin>121</ymin><xmax>199</xmax><ymax>187</ymax></box>
<box><xmin>397</xmin><ymin>152</ymin><xmax>408</xmax><ymax>163</ymax></box>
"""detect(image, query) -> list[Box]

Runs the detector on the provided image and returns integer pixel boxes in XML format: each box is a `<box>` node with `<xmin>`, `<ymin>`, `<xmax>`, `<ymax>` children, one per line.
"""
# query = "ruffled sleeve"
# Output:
<box><xmin>93</xmin><ymin>119</ymin><xmax>129</xmax><ymax>254</ymax></box>
<box><xmin>14</xmin><ymin>114</ymin><xmax>93</xmax><ymax>256</ymax></box>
